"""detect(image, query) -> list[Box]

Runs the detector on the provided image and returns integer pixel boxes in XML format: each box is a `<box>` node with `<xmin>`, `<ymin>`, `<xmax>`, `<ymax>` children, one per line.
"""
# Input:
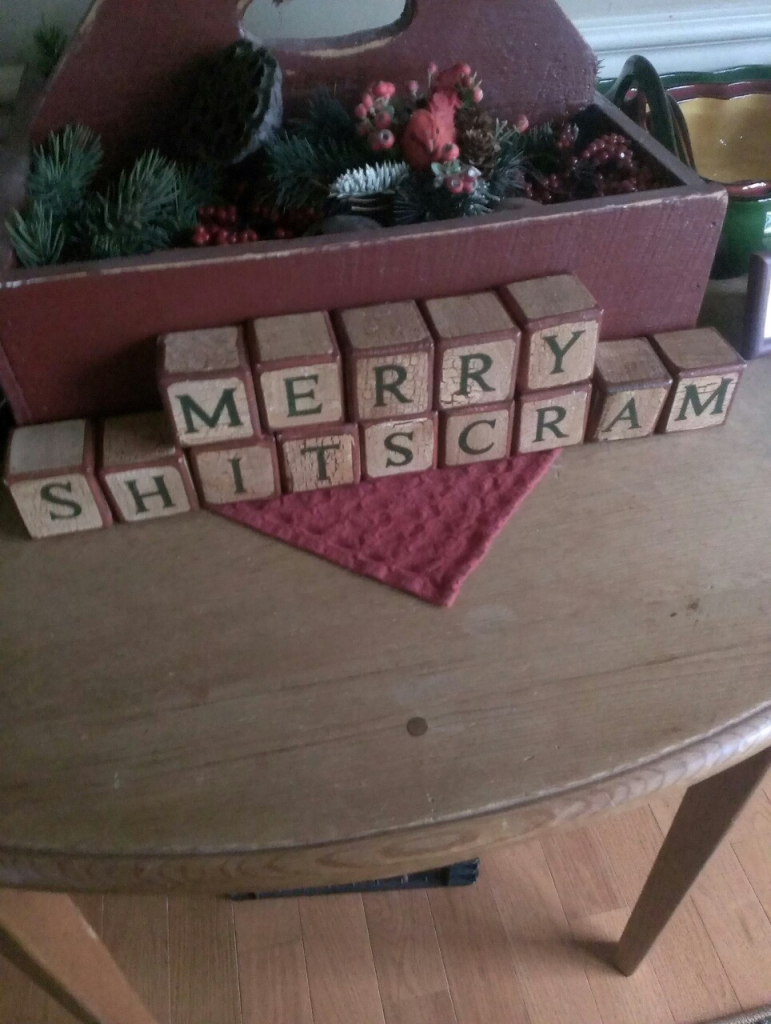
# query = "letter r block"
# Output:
<box><xmin>360</xmin><ymin>414</ymin><xmax>438</xmax><ymax>479</ymax></box>
<box><xmin>99</xmin><ymin>412</ymin><xmax>199</xmax><ymax>523</ymax></box>
<box><xmin>420</xmin><ymin>292</ymin><xmax>520</xmax><ymax>409</ymax></box>
<box><xmin>247</xmin><ymin>311</ymin><xmax>344</xmax><ymax>431</ymax></box>
<box><xmin>3</xmin><ymin>419</ymin><xmax>112</xmax><ymax>538</ymax></box>
<box><xmin>440</xmin><ymin>401</ymin><xmax>515</xmax><ymax>467</ymax></box>
<box><xmin>501</xmin><ymin>275</ymin><xmax>601</xmax><ymax>392</ymax></box>
<box><xmin>516</xmin><ymin>383</ymin><xmax>591</xmax><ymax>454</ymax></box>
<box><xmin>278</xmin><ymin>424</ymin><xmax>361</xmax><ymax>493</ymax></box>
<box><xmin>158</xmin><ymin>325</ymin><xmax>261</xmax><ymax>447</ymax></box>
<box><xmin>651</xmin><ymin>328</ymin><xmax>746</xmax><ymax>433</ymax></box>
<box><xmin>335</xmin><ymin>301</ymin><xmax>434</xmax><ymax>421</ymax></box>
<box><xmin>587</xmin><ymin>338</ymin><xmax>672</xmax><ymax>442</ymax></box>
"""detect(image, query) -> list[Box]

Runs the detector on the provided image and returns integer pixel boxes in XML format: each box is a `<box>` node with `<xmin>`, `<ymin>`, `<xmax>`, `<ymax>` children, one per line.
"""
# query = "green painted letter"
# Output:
<box><xmin>602</xmin><ymin>397</ymin><xmax>640</xmax><ymax>432</ymax></box>
<box><xmin>543</xmin><ymin>329</ymin><xmax>584</xmax><ymax>375</ymax></box>
<box><xmin>40</xmin><ymin>481</ymin><xmax>82</xmax><ymax>520</ymax></box>
<box><xmin>285</xmin><ymin>375</ymin><xmax>322</xmax><ymax>417</ymax></box>
<box><xmin>177</xmin><ymin>388</ymin><xmax>242</xmax><ymax>434</ymax></box>
<box><xmin>374</xmin><ymin>364</ymin><xmax>409</xmax><ymax>406</ymax></box>
<box><xmin>457</xmin><ymin>353</ymin><xmax>495</xmax><ymax>396</ymax></box>
<box><xmin>227</xmin><ymin>456</ymin><xmax>246</xmax><ymax>495</ymax></box>
<box><xmin>458</xmin><ymin>419</ymin><xmax>496</xmax><ymax>455</ymax></box>
<box><xmin>126</xmin><ymin>475</ymin><xmax>174</xmax><ymax>514</ymax></box>
<box><xmin>534</xmin><ymin>406</ymin><xmax>568</xmax><ymax>442</ymax></box>
<box><xmin>384</xmin><ymin>431</ymin><xmax>414</xmax><ymax>468</ymax></box>
<box><xmin>675</xmin><ymin>377</ymin><xmax>732</xmax><ymax>421</ymax></box>
<box><xmin>301</xmin><ymin>442</ymin><xmax>341</xmax><ymax>481</ymax></box>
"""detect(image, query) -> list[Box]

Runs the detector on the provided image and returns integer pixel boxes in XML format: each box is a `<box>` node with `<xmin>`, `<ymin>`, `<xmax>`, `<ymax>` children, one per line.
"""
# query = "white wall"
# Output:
<box><xmin>2</xmin><ymin>0</ymin><xmax>770</xmax><ymax>75</ymax></box>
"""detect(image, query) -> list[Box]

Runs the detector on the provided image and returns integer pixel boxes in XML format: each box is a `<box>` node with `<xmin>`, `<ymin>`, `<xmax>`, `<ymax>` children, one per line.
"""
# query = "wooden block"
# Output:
<box><xmin>248</xmin><ymin>311</ymin><xmax>345</xmax><ymax>431</ymax></box>
<box><xmin>3</xmin><ymin>419</ymin><xmax>112</xmax><ymax>539</ymax></box>
<box><xmin>501</xmin><ymin>275</ymin><xmax>601</xmax><ymax>392</ymax></box>
<box><xmin>421</xmin><ymin>292</ymin><xmax>520</xmax><ymax>409</ymax></box>
<box><xmin>99</xmin><ymin>412</ymin><xmax>198</xmax><ymax>523</ymax></box>
<box><xmin>188</xmin><ymin>437</ymin><xmax>281</xmax><ymax>506</ymax></box>
<box><xmin>360</xmin><ymin>413</ymin><xmax>438</xmax><ymax>480</ymax></box>
<box><xmin>336</xmin><ymin>301</ymin><xmax>434</xmax><ymax>422</ymax></box>
<box><xmin>652</xmin><ymin>328</ymin><xmax>746</xmax><ymax>432</ymax></box>
<box><xmin>587</xmin><ymin>338</ymin><xmax>672</xmax><ymax>442</ymax></box>
<box><xmin>440</xmin><ymin>401</ymin><xmax>515</xmax><ymax>467</ymax></box>
<box><xmin>516</xmin><ymin>383</ymin><xmax>591</xmax><ymax>453</ymax></box>
<box><xmin>158</xmin><ymin>325</ymin><xmax>261</xmax><ymax>447</ymax></box>
<box><xmin>278</xmin><ymin>424</ymin><xmax>360</xmax><ymax>493</ymax></box>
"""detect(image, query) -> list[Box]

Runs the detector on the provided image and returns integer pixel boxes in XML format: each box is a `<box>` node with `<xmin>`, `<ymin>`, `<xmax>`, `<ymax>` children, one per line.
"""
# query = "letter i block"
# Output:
<box><xmin>440</xmin><ymin>401</ymin><xmax>515</xmax><ymax>467</ymax></box>
<box><xmin>278</xmin><ymin>424</ymin><xmax>361</xmax><ymax>493</ymax></box>
<box><xmin>99</xmin><ymin>412</ymin><xmax>199</xmax><ymax>523</ymax></box>
<box><xmin>158</xmin><ymin>326</ymin><xmax>261</xmax><ymax>447</ymax></box>
<box><xmin>501</xmin><ymin>275</ymin><xmax>601</xmax><ymax>392</ymax></box>
<box><xmin>360</xmin><ymin>414</ymin><xmax>438</xmax><ymax>480</ymax></box>
<box><xmin>336</xmin><ymin>301</ymin><xmax>434</xmax><ymax>421</ymax></box>
<box><xmin>247</xmin><ymin>311</ymin><xmax>345</xmax><ymax>431</ymax></box>
<box><xmin>188</xmin><ymin>437</ymin><xmax>281</xmax><ymax>506</ymax></box>
<box><xmin>587</xmin><ymin>338</ymin><xmax>672</xmax><ymax>442</ymax></box>
<box><xmin>651</xmin><ymin>328</ymin><xmax>746</xmax><ymax>433</ymax></box>
<box><xmin>516</xmin><ymin>383</ymin><xmax>592</xmax><ymax>454</ymax></box>
<box><xmin>420</xmin><ymin>292</ymin><xmax>520</xmax><ymax>409</ymax></box>
<box><xmin>4</xmin><ymin>420</ymin><xmax>112</xmax><ymax>538</ymax></box>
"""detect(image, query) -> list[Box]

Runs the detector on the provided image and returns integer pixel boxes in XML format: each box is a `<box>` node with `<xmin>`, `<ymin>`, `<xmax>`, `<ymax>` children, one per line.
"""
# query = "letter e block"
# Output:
<box><xmin>421</xmin><ymin>292</ymin><xmax>520</xmax><ymax>409</ymax></box>
<box><xmin>188</xmin><ymin>437</ymin><xmax>281</xmax><ymax>506</ymax></box>
<box><xmin>247</xmin><ymin>311</ymin><xmax>344</xmax><ymax>431</ymax></box>
<box><xmin>158</xmin><ymin>326</ymin><xmax>261</xmax><ymax>446</ymax></box>
<box><xmin>651</xmin><ymin>328</ymin><xmax>746</xmax><ymax>433</ymax></box>
<box><xmin>336</xmin><ymin>301</ymin><xmax>433</xmax><ymax>421</ymax></box>
<box><xmin>360</xmin><ymin>414</ymin><xmax>437</xmax><ymax>479</ymax></box>
<box><xmin>4</xmin><ymin>419</ymin><xmax>112</xmax><ymax>539</ymax></box>
<box><xmin>279</xmin><ymin>424</ymin><xmax>361</xmax><ymax>493</ymax></box>
<box><xmin>587</xmin><ymin>338</ymin><xmax>672</xmax><ymax>442</ymax></box>
<box><xmin>441</xmin><ymin>401</ymin><xmax>515</xmax><ymax>467</ymax></box>
<box><xmin>501</xmin><ymin>275</ymin><xmax>601</xmax><ymax>391</ymax></box>
<box><xmin>516</xmin><ymin>383</ymin><xmax>591</xmax><ymax>453</ymax></box>
<box><xmin>99</xmin><ymin>413</ymin><xmax>198</xmax><ymax>523</ymax></box>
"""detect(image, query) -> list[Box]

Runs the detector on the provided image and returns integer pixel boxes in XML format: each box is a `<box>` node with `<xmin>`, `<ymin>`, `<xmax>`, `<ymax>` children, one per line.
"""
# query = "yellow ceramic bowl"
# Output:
<box><xmin>679</xmin><ymin>93</ymin><xmax>771</xmax><ymax>190</ymax></box>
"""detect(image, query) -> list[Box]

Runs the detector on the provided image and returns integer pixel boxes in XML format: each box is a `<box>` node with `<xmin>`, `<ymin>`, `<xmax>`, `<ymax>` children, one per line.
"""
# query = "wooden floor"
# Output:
<box><xmin>3</xmin><ymin>773</ymin><xmax>771</xmax><ymax>1024</ymax></box>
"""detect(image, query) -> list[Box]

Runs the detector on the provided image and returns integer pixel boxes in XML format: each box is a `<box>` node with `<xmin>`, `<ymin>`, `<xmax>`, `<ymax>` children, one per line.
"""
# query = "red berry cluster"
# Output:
<box><xmin>193</xmin><ymin>205</ymin><xmax>259</xmax><ymax>247</ymax></box>
<box><xmin>355</xmin><ymin>82</ymin><xmax>398</xmax><ymax>154</ymax></box>
<box><xmin>247</xmin><ymin>203</ymin><xmax>323</xmax><ymax>240</ymax></box>
<box><xmin>580</xmin><ymin>133</ymin><xmax>633</xmax><ymax>168</ymax></box>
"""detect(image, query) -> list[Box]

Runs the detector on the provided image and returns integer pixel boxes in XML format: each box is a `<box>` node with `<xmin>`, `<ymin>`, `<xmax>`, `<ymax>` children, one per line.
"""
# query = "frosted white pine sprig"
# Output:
<box><xmin>330</xmin><ymin>162</ymin><xmax>410</xmax><ymax>199</ymax></box>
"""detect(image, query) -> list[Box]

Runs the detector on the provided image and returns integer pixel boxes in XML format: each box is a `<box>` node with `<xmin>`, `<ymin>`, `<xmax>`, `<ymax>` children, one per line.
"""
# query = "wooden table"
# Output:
<box><xmin>1</xmin><ymin>356</ymin><xmax>770</xmax><ymax>1024</ymax></box>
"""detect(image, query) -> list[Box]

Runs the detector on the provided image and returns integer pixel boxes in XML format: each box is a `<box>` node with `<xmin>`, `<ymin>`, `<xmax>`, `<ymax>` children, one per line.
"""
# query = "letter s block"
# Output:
<box><xmin>516</xmin><ymin>383</ymin><xmax>591</xmax><ymax>453</ymax></box>
<box><xmin>99</xmin><ymin>413</ymin><xmax>199</xmax><ymax>523</ymax></box>
<box><xmin>440</xmin><ymin>401</ymin><xmax>515</xmax><ymax>467</ymax></box>
<box><xmin>421</xmin><ymin>292</ymin><xmax>520</xmax><ymax>409</ymax></box>
<box><xmin>278</xmin><ymin>424</ymin><xmax>361</xmax><ymax>493</ymax></box>
<box><xmin>158</xmin><ymin>326</ymin><xmax>261</xmax><ymax>447</ymax></box>
<box><xmin>651</xmin><ymin>328</ymin><xmax>746</xmax><ymax>433</ymax></box>
<box><xmin>4</xmin><ymin>419</ymin><xmax>112</xmax><ymax>538</ymax></box>
<box><xmin>501</xmin><ymin>275</ymin><xmax>601</xmax><ymax>392</ymax></box>
<box><xmin>588</xmin><ymin>338</ymin><xmax>672</xmax><ymax>442</ymax></box>
<box><xmin>336</xmin><ymin>301</ymin><xmax>434</xmax><ymax>421</ymax></box>
<box><xmin>360</xmin><ymin>414</ymin><xmax>438</xmax><ymax>479</ymax></box>
<box><xmin>247</xmin><ymin>311</ymin><xmax>344</xmax><ymax>431</ymax></box>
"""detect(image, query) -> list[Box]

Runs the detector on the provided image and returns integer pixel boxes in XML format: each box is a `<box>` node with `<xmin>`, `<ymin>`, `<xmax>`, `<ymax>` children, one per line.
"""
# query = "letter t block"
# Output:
<box><xmin>278</xmin><ymin>424</ymin><xmax>361</xmax><ymax>493</ymax></box>
<box><xmin>336</xmin><ymin>301</ymin><xmax>434</xmax><ymax>421</ymax></box>
<box><xmin>158</xmin><ymin>325</ymin><xmax>262</xmax><ymax>447</ymax></box>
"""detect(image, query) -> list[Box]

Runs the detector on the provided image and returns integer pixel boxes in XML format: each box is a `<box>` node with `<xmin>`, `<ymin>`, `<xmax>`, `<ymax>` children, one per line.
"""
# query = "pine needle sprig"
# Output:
<box><xmin>294</xmin><ymin>88</ymin><xmax>359</xmax><ymax>144</ymax></box>
<box><xmin>488</xmin><ymin>120</ymin><xmax>526</xmax><ymax>199</ymax></box>
<box><xmin>261</xmin><ymin>133</ymin><xmax>372</xmax><ymax>210</ymax></box>
<box><xmin>5</xmin><ymin>202</ymin><xmax>66</xmax><ymax>267</ymax></box>
<box><xmin>330</xmin><ymin>162</ymin><xmax>409</xmax><ymax>199</ymax></box>
<box><xmin>33</xmin><ymin>20</ymin><xmax>68</xmax><ymax>78</ymax></box>
<box><xmin>27</xmin><ymin>125</ymin><xmax>103</xmax><ymax>219</ymax></box>
<box><xmin>393</xmin><ymin>172</ymin><xmax>498</xmax><ymax>225</ymax></box>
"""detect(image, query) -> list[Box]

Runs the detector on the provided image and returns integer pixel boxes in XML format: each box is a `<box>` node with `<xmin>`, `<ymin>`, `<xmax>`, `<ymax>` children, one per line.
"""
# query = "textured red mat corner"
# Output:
<box><xmin>214</xmin><ymin>450</ymin><xmax>557</xmax><ymax>605</ymax></box>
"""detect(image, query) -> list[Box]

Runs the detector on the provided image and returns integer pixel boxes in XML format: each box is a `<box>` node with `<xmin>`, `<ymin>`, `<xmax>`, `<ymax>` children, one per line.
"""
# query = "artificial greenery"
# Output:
<box><xmin>260</xmin><ymin>133</ymin><xmax>372</xmax><ymax>210</ymax></box>
<box><xmin>330</xmin><ymin>162</ymin><xmax>410</xmax><ymax>199</ymax></box>
<box><xmin>486</xmin><ymin>120</ymin><xmax>526</xmax><ymax>199</ymax></box>
<box><xmin>294</xmin><ymin>89</ymin><xmax>360</xmax><ymax>145</ymax></box>
<box><xmin>32</xmin><ymin>20</ymin><xmax>68</xmax><ymax>78</ymax></box>
<box><xmin>393</xmin><ymin>172</ymin><xmax>498</xmax><ymax>225</ymax></box>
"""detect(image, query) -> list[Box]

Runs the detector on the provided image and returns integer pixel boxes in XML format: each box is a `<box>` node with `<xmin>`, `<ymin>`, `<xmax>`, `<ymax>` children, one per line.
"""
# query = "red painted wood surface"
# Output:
<box><xmin>29</xmin><ymin>0</ymin><xmax>596</xmax><ymax>163</ymax></box>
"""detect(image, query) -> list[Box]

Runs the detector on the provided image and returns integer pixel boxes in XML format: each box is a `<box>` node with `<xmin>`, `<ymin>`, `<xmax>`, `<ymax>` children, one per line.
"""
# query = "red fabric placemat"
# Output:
<box><xmin>213</xmin><ymin>451</ymin><xmax>558</xmax><ymax>606</ymax></box>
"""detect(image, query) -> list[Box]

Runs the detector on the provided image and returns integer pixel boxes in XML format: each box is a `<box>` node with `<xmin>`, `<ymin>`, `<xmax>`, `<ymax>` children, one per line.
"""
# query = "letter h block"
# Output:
<box><xmin>335</xmin><ymin>301</ymin><xmax>434</xmax><ymax>422</ymax></box>
<box><xmin>247</xmin><ymin>311</ymin><xmax>345</xmax><ymax>431</ymax></box>
<box><xmin>501</xmin><ymin>275</ymin><xmax>601</xmax><ymax>392</ymax></box>
<box><xmin>4</xmin><ymin>420</ymin><xmax>113</xmax><ymax>538</ymax></box>
<box><xmin>158</xmin><ymin>326</ymin><xmax>262</xmax><ymax>447</ymax></box>
<box><xmin>99</xmin><ymin>413</ymin><xmax>199</xmax><ymax>523</ymax></box>
<box><xmin>651</xmin><ymin>328</ymin><xmax>746</xmax><ymax>433</ymax></box>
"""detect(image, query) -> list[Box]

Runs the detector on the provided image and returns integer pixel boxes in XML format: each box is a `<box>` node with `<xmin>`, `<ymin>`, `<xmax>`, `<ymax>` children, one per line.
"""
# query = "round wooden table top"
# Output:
<box><xmin>2</xmin><ymin>359</ymin><xmax>771</xmax><ymax>894</ymax></box>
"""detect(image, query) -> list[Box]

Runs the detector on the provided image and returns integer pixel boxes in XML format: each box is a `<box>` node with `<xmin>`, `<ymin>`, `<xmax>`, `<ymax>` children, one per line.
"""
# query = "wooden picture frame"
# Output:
<box><xmin>743</xmin><ymin>252</ymin><xmax>771</xmax><ymax>360</ymax></box>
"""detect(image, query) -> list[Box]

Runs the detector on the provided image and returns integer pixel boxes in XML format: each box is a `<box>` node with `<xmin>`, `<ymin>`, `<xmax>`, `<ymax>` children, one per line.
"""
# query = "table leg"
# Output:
<box><xmin>0</xmin><ymin>889</ymin><xmax>160</xmax><ymax>1024</ymax></box>
<box><xmin>615</xmin><ymin>746</ymin><xmax>771</xmax><ymax>975</ymax></box>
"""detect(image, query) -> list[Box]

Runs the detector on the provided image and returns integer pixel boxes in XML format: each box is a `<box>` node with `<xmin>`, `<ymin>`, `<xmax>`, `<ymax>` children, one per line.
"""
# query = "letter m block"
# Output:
<box><xmin>158</xmin><ymin>326</ymin><xmax>262</xmax><ymax>447</ymax></box>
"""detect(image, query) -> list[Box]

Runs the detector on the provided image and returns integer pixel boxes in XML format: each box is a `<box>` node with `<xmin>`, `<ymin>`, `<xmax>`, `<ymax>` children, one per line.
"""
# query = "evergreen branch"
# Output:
<box><xmin>33</xmin><ymin>20</ymin><xmax>68</xmax><ymax>78</ymax></box>
<box><xmin>28</xmin><ymin>125</ymin><xmax>103</xmax><ymax>219</ymax></box>
<box><xmin>262</xmin><ymin>133</ymin><xmax>372</xmax><ymax>210</ymax></box>
<box><xmin>294</xmin><ymin>88</ymin><xmax>358</xmax><ymax>144</ymax></box>
<box><xmin>5</xmin><ymin>202</ymin><xmax>66</xmax><ymax>267</ymax></box>
<box><xmin>330</xmin><ymin>162</ymin><xmax>409</xmax><ymax>198</ymax></box>
<box><xmin>393</xmin><ymin>172</ymin><xmax>498</xmax><ymax>225</ymax></box>
<box><xmin>488</xmin><ymin>120</ymin><xmax>526</xmax><ymax>198</ymax></box>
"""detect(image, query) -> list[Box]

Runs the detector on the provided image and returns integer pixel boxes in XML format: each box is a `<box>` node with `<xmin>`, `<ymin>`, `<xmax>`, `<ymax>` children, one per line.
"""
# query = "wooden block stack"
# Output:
<box><xmin>2</xmin><ymin>274</ymin><xmax>748</xmax><ymax>539</ymax></box>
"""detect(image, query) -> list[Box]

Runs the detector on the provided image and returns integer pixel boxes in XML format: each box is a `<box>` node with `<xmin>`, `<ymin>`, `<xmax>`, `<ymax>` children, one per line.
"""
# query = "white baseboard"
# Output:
<box><xmin>575</xmin><ymin>4</ymin><xmax>771</xmax><ymax>78</ymax></box>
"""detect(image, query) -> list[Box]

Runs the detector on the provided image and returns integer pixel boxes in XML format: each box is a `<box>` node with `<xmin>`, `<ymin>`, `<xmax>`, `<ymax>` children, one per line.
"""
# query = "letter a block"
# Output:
<box><xmin>278</xmin><ymin>424</ymin><xmax>361</xmax><ymax>493</ymax></box>
<box><xmin>158</xmin><ymin>326</ymin><xmax>261</xmax><ymax>447</ymax></box>
<box><xmin>336</xmin><ymin>301</ymin><xmax>433</xmax><ymax>421</ymax></box>
<box><xmin>652</xmin><ymin>328</ymin><xmax>746</xmax><ymax>433</ymax></box>
<box><xmin>501</xmin><ymin>275</ymin><xmax>601</xmax><ymax>392</ymax></box>
<box><xmin>516</xmin><ymin>383</ymin><xmax>591</xmax><ymax>453</ymax></box>
<box><xmin>440</xmin><ymin>401</ymin><xmax>515</xmax><ymax>467</ymax></box>
<box><xmin>421</xmin><ymin>292</ymin><xmax>520</xmax><ymax>409</ymax></box>
<box><xmin>99</xmin><ymin>412</ymin><xmax>199</xmax><ymax>523</ymax></box>
<box><xmin>360</xmin><ymin>414</ymin><xmax>438</xmax><ymax>479</ymax></box>
<box><xmin>4</xmin><ymin>420</ymin><xmax>112</xmax><ymax>538</ymax></box>
<box><xmin>248</xmin><ymin>311</ymin><xmax>344</xmax><ymax>431</ymax></box>
<box><xmin>588</xmin><ymin>338</ymin><xmax>672</xmax><ymax>442</ymax></box>
<box><xmin>188</xmin><ymin>437</ymin><xmax>281</xmax><ymax>506</ymax></box>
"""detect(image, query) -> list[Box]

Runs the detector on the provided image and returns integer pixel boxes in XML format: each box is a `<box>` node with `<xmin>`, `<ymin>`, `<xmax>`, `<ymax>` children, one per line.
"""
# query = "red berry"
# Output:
<box><xmin>472</xmin><ymin>86</ymin><xmax>484</xmax><ymax>103</ymax></box>
<box><xmin>192</xmin><ymin>226</ymin><xmax>210</xmax><ymax>246</ymax></box>
<box><xmin>446</xmin><ymin>175</ymin><xmax>464</xmax><ymax>195</ymax></box>
<box><xmin>377</xmin><ymin>129</ymin><xmax>395</xmax><ymax>150</ymax></box>
<box><xmin>441</xmin><ymin>142</ymin><xmax>460</xmax><ymax>162</ymax></box>
<box><xmin>373</xmin><ymin>81</ymin><xmax>395</xmax><ymax>99</ymax></box>
<box><xmin>407</xmin><ymin>79</ymin><xmax>419</xmax><ymax>95</ymax></box>
<box><xmin>274</xmin><ymin>227</ymin><xmax>287</xmax><ymax>240</ymax></box>
<box><xmin>458</xmin><ymin>63</ymin><xmax>472</xmax><ymax>77</ymax></box>
<box><xmin>202</xmin><ymin>204</ymin><xmax>216</xmax><ymax>219</ymax></box>
<box><xmin>427</xmin><ymin>62</ymin><xmax>438</xmax><ymax>76</ymax></box>
<box><xmin>361</xmin><ymin>92</ymin><xmax>374</xmax><ymax>110</ymax></box>
<box><xmin>462</xmin><ymin>179</ymin><xmax>475</xmax><ymax>194</ymax></box>
<box><xmin>245</xmin><ymin>229</ymin><xmax>259</xmax><ymax>242</ymax></box>
<box><xmin>214</xmin><ymin>228</ymin><xmax>231</xmax><ymax>245</ymax></box>
<box><xmin>373</xmin><ymin>111</ymin><xmax>392</xmax><ymax>129</ymax></box>
<box><xmin>354</xmin><ymin>103</ymin><xmax>369</xmax><ymax>120</ymax></box>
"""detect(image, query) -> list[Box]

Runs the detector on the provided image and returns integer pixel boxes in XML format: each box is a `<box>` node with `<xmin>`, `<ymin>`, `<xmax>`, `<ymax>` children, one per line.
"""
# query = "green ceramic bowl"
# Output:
<box><xmin>662</xmin><ymin>67</ymin><xmax>771</xmax><ymax>278</ymax></box>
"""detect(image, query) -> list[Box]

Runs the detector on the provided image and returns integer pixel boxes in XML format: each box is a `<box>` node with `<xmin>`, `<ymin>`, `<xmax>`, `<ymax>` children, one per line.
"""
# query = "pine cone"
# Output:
<box><xmin>456</xmin><ymin>108</ymin><xmax>500</xmax><ymax>174</ymax></box>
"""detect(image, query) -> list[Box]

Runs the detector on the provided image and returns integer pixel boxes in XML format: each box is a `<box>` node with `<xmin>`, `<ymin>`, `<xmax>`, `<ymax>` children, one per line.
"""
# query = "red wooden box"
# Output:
<box><xmin>0</xmin><ymin>0</ymin><xmax>726</xmax><ymax>426</ymax></box>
